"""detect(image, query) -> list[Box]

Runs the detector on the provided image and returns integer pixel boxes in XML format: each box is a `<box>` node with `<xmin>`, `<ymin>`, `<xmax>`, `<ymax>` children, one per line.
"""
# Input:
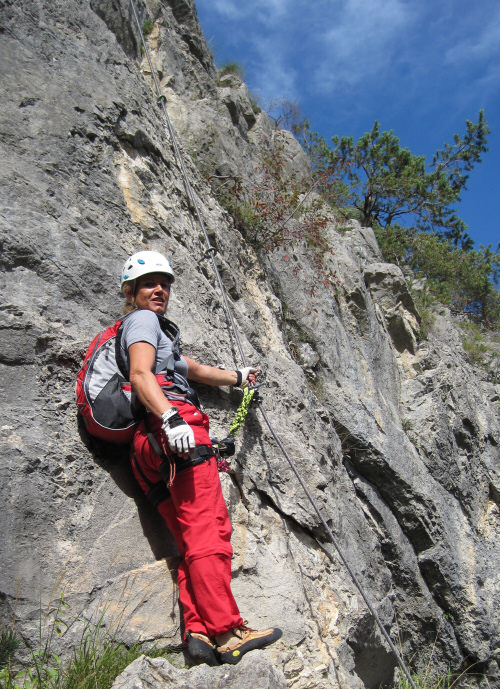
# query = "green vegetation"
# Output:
<box><xmin>401</xmin><ymin>418</ymin><xmax>413</xmax><ymax>432</ymax></box>
<box><xmin>197</xmin><ymin>81</ymin><xmax>499</xmax><ymax>330</ymax></box>
<box><xmin>410</xmin><ymin>288</ymin><xmax>436</xmax><ymax>341</ymax></box>
<box><xmin>396</xmin><ymin>669</ymin><xmax>456</xmax><ymax>689</ymax></box>
<box><xmin>208</xmin><ymin>134</ymin><xmax>346</xmax><ymax>294</ymax></box>
<box><xmin>0</xmin><ymin>631</ymin><xmax>175</xmax><ymax>689</ymax></box>
<box><xmin>0</xmin><ymin>631</ymin><xmax>18</xmax><ymax>671</ymax></box>
<box><xmin>249</xmin><ymin>96</ymin><xmax>261</xmax><ymax>115</ymax></box>
<box><xmin>394</xmin><ymin>661</ymin><xmax>492</xmax><ymax>689</ymax></box>
<box><xmin>459</xmin><ymin>321</ymin><xmax>499</xmax><ymax>381</ymax></box>
<box><xmin>217</xmin><ymin>61</ymin><xmax>245</xmax><ymax>80</ymax></box>
<box><xmin>142</xmin><ymin>20</ymin><xmax>154</xmax><ymax>37</ymax></box>
<box><xmin>0</xmin><ymin>591</ymin><xmax>182</xmax><ymax>689</ymax></box>
<box><xmin>297</xmin><ymin>112</ymin><xmax>499</xmax><ymax>328</ymax></box>
<box><xmin>329</xmin><ymin>112</ymin><xmax>489</xmax><ymax>242</ymax></box>
<box><xmin>460</xmin><ymin>321</ymin><xmax>490</xmax><ymax>365</ymax></box>
<box><xmin>375</xmin><ymin>224</ymin><xmax>500</xmax><ymax>327</ymax></box>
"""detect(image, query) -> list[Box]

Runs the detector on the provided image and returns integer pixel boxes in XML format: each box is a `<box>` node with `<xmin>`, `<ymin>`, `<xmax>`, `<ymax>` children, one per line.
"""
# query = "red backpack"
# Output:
<box><xmin>76</xmin><ymin>314</ymin><xmax>197</xmax><ymax>444</ymax></box>
<box><xmin>75</xmin><ymin>317</ymin><xmax>141</xmax><ymax>444</ymax></box>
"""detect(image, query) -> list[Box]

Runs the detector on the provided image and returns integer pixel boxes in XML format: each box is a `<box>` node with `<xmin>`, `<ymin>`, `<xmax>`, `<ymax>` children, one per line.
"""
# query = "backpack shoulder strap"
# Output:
<box><xmin>113</xmin><ymin>317</ymin><xmax>129</xmax><ymax>379</ymax></box>
<box><xmin>155</xmin><ymin>315</ymin><xmax>182</xmax><ymax>375</ymax></box>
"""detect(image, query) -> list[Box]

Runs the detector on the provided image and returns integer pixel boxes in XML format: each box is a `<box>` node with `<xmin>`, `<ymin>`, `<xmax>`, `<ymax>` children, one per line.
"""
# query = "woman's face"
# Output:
<box><xmin>133</xmin><ymin>272</ymin><xmax>171</xmax><ymax>314</ymax></box>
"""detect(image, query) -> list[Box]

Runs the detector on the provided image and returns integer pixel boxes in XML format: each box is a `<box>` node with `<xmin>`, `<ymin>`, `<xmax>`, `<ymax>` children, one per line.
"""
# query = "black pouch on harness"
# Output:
<box><xmin>143</xmin><ymin>416</ymin><xmax>214</xmax><ymax>487</ymax></box>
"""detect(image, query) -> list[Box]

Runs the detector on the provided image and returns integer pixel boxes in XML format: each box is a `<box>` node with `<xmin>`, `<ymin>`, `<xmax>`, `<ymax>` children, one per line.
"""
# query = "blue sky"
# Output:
<box><xmin>195</xmin><ymin>0</ymin><xmax>499</xmax><ymax>250</ymax></box>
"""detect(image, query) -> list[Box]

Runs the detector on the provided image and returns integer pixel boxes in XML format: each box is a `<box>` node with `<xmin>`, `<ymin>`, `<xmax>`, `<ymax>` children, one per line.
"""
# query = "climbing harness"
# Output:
<box><xmin>127</xmin><ymin>5</ymin><xmax>418</xmax><ymax>688</ymax></box>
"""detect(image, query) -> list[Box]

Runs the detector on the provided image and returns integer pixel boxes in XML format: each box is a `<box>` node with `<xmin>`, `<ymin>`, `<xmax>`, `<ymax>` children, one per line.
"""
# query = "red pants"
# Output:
<box><xmin>131</xmin><ymin>403</ymin><xmax>243</xmax><ymax>638</ymax></box>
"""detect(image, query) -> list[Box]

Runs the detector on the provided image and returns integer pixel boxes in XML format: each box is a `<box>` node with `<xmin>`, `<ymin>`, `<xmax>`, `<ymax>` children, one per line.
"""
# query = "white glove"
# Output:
<box><xmin>236</xmin><ymin>367</ymin><xmax>258</xmax><ymax>388</ymax></box>
<box><xmin>161</xmin><ymin>408</ymin><xmax>195</xmax><ymax>457</ymax></box>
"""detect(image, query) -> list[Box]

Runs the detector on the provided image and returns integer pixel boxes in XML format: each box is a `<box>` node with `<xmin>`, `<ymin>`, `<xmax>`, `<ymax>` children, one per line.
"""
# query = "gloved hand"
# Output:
<box><xmin>236</xmin><ymin>367</ymin><xmax>258</xmax><ymax>388</ymax></box>
<box><xmin>161</xmin><ymin>408</ymin><xmax>195</xmax><ymax>457</ymax></box>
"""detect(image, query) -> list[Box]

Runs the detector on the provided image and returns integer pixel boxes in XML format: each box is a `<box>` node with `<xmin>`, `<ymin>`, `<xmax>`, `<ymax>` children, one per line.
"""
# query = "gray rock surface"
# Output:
<box><xmin>111</xmin><ymin>652</ymin><xmax>288</xmax><ymax>689</ymax></box>
<box><xmin>1</xmin><ymin>1</ymin><xmax>499</xmax><ymax>688</ymax></box>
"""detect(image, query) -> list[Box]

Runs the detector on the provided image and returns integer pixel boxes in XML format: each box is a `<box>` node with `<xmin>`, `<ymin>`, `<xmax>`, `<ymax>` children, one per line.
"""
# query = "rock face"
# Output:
<box><xmin>1</xmin><ymin>2</ymin><xmax>499</xmax><ymax>689</ymax></box>
<box><xmin>111</xmin><ymin>652</ymin><xmax>288</xmax><ymax>689</ymax></box>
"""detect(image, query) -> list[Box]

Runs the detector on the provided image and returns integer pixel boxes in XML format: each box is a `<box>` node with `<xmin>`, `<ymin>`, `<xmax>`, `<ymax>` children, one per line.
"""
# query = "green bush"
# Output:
<box><xmin>218</xmin><ymin>61</ymin><xmax>245</xmax><ymax>79</ymax></box>
<box><xmin>460</xmin><ymin>321</ymin><xmax>491</xmax><ymax>366</ymax></box>
<box><xmin>376</xmin><ymin>226</ymin><xmax>500</xmax><ymax>328</ymax></box>
<box><xmin>396</xmin><ymin>669</ymin><xmax>454</xmax><ymax>689</ymax></box>
<box><xmin>142</xmin><ymin>21</ymin><xmax>154</xmax><ymax>37</ymax></box>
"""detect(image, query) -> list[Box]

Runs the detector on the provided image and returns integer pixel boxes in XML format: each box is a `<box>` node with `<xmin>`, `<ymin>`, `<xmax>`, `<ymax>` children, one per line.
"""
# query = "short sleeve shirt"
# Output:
<box><xmin>119</xmin><ymin>309</ymin><xmax>188</xmax><ymax>377</ymax></box>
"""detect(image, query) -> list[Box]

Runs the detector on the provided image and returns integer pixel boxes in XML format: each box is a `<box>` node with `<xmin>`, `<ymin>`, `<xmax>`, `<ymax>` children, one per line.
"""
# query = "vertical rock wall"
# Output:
<box><xmin>0</xmin><ymin>1</ymin><xmax>499</xmax><ymax>688</ymax></box>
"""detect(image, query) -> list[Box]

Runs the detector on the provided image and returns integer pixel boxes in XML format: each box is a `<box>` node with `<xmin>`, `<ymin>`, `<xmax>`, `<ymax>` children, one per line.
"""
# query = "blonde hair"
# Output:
<box><xmin>122</xmin><ymin>283</ymin><xmax>136</xmax><ymax>314</ymax></box>
<box><xmin>123</xmin><ymin>301</ymin><xmax>136</xmax><ymax>314</ymax></box>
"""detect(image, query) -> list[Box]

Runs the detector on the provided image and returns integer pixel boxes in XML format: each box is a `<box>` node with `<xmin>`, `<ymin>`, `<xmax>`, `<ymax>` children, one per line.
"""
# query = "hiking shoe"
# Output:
<box><xmin>216</xmin><ymin>623</ymin><xmax>283</xmax><ymax>665</ymax></box>
<box><xmin>186</xmin><ymin>631</ymin><xmax>220</xmax><ymax>666</ymax></box>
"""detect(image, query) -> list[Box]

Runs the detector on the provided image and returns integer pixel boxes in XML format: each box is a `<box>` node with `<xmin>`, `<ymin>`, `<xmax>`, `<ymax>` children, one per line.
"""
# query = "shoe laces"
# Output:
<box><xmin>236</xmin><ymin>622</ymin><xmax>257</xmax><ymax>639</ymax></box>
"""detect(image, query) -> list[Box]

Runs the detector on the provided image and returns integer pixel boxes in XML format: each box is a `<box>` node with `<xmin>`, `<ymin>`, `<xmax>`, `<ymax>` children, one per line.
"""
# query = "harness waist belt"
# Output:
<box><xmin>147</xmin><ymin>430</ymin><xmax>214</xmax><ymax>468</ymax></box>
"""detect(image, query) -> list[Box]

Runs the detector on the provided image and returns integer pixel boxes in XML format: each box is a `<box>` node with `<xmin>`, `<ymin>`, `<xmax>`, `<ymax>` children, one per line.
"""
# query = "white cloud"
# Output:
<box><xmin>209</xmin><ymin>0</ymin><xmax>289</xmax><ymax>22</ymax></box>
<box><xmin>250</xmin><ymin>38</ymin><xmax>298</xmax><ymax>103</ymax></box>
<box><xmin>312</xmin><ymin>0</ymin><xmax>417</xmax><ymax>91</ymax></box>
<box><xmin>202</xmin><ymin>0</ymin><xmax>419</xmax><ymax>96</ymax></box>
<box><xmin>444</xmin><ymin>11</ymin><xmax>500</xmax><ymax>64</ymax></box>
<box><xmin>209</xmin><ymin>0</ymin><xmax>245</xmax><ymax>21</ymax></box>
<box><xmin>198</xmin><ymin>0</ymin><xmax>500</xmax><ymax>112</ymax></box>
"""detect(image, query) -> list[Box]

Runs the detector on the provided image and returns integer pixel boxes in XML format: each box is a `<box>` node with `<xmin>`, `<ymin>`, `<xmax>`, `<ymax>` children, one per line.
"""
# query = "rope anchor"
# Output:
<box><xmin>197</xmin><ymin>246</ymin><xmax>217</xmax><ymax>265</ymax></box>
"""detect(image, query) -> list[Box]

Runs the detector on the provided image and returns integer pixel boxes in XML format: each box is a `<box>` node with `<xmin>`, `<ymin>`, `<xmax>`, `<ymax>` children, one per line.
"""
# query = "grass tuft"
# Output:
<box><xmin>0</xmin><ymin>587</ymin><xmax>182</xmax><ymax>689</ymax></box>
<box><xmin>142</xmin><ymin>21</ymin><xmax>154</xmax><ymax>37</ymax></box>
<box><xmin>0</xmin><ymin>629</ymin><xmax>19</xmax><ymax>670</ymax></box>
<box><xmin>218</xmin><ymin>61</ymin><xmax>245</xmax><ymax>79</ymax></box>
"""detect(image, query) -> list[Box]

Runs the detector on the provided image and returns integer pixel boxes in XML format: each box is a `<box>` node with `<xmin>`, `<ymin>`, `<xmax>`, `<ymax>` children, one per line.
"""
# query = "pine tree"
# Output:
<box><xmin>329</xmin><ymin>111</ymin><xmax>489</xmax><ymax>248</ymax></box>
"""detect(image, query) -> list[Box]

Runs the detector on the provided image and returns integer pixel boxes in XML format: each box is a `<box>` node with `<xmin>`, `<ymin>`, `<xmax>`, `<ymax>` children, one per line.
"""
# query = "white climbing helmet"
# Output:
<box><xmin>120</xmin><ymin>250</ymin><xmax>175</xmax><ymax>292</ymax></box>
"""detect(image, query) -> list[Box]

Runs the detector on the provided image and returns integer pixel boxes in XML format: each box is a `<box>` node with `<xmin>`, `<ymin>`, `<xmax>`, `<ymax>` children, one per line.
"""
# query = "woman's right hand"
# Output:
<box><xmin>238</xmin><ymin>367</ymin><xmax>258</xmax><ymax>388</ymax></box>
<box><xmin>161</xmin><ymin>409</ymin><xmax>195</xmax><ymax>458</ymax></box>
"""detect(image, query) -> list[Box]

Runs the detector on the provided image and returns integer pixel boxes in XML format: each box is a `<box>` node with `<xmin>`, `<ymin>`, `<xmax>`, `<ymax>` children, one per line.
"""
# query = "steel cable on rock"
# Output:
<box><xmin>128</xmin><ymin>5</ymin><xmax>418</xmax><ymax>688</ymax></box>
<box><xmin>129</xmin><ymin>0</ymin><xmax>247</xmax><ymax>367</ymax></box>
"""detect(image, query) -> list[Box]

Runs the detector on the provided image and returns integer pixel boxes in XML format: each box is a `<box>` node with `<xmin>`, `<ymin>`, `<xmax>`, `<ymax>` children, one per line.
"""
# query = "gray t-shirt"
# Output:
<box><xmin>119</xmin><ymin>309</ymin><xmax>189</xmax><ymax>377</ymax></box>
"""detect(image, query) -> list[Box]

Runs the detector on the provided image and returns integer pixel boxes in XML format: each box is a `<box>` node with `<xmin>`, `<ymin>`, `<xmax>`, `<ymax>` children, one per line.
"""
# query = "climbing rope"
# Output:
<box><xmin>129</xmin><ymin>0</ymin><xmax>246</xmax><ymax>367</ymax></box>
<box><xmin>127</xmin><ymin>5</ymin><xmax>418</xmax><ymax>688</ymax></box>
<box><xmin>228</xmin><ymin>387</ymin><xmax>255</xmax><ymax>437</ymax></box>
<box><xmin>212</xmin><ymin>387</ymin><xmax>256</xmax><ymax>473</ymax></box>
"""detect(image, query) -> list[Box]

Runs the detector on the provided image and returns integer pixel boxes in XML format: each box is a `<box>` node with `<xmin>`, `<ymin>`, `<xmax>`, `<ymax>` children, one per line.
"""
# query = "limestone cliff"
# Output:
<box><xmin>1</xmin><ymin>1</ymin><xmax>499</xmax><ymax>688</ymax></box>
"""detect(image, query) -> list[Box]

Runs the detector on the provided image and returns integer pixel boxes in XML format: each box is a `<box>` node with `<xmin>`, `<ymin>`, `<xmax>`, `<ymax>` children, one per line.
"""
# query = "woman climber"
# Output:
<box><xmin>119</xmin><ymin>249</ymin><xmax>282</xmax><ymax>666</ymax></box>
